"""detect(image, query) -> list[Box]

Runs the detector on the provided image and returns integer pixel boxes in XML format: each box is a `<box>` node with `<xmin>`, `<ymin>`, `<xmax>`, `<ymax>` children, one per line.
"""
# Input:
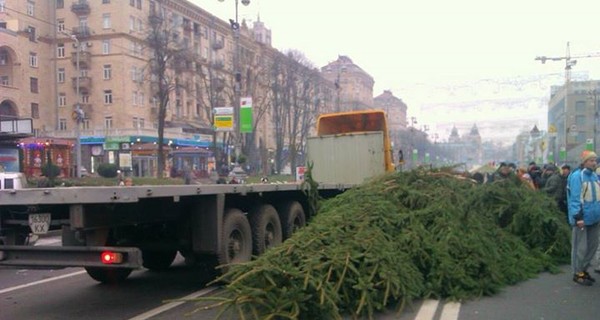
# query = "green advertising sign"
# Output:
<box><xmin>104</xmin><ymin>136</ymin><xmax>129</xmax><ymax>150</ymax></box>
<box><xmin>586</xmin><ymin>138</ymin><xmax>594</xmax><ymax>151</ymax></box>
<box><xmin>412</xmin><ymin>149</ymin><xmax>418</xmax><ymax>162</ymax></box>
<box><xmin>559</xmin><ymin>146</ymin><xmax>566</xmax><ymax>162</ymax></box>
<box><xmin>240</xmin><ymin>97</ymin><xmax>253</xmax><ymax>133</ymax></box>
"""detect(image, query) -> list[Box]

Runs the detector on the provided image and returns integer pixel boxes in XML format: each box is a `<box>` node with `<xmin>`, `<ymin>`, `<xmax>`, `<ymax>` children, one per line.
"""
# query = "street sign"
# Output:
<box><xmin>214</xmin><ymin>107</ymin><xmax>234</xmax><ymax>132</ymax></box>
<box><xmin>240</xmin><ymin>97</ymin><xmax>253</xmax><ymax>133</ymax></box>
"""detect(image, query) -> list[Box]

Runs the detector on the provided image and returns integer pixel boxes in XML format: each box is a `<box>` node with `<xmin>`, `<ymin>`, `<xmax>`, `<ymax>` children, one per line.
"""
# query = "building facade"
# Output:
<box><xmin>320</xmin><ymin>55</ymin><xmax>374</xmax><ymax>112</ymax></box>
<box><xmin>373</xmin><ymin>90</ymin><xmax>407</xmax><ymax>154</ymax></box>
<box><xmin>2</xmin><ymin>0</ymin><xmax>329</xmax><ymax>177</ymax></box>
<box><xmin>547</xmin><ymin>80</ymin><xmax>600</xmax><ymax>167</ymax></box>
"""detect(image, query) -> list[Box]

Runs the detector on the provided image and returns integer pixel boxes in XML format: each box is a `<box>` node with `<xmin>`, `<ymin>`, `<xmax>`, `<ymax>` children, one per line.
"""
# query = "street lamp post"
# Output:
<box><xmin>589</xmin><ymin>88</ymin><xmax>599</xmax><ymax>151</ymax></box>
<box><xmin>219</xmin><ymin>0</ymin><xmax>250</xmax><ymax>163</ymax></box>
<box><xmin>69</xmin><ymin>34</ymin><xmax>82</xmax><ymax>178</ymax></box>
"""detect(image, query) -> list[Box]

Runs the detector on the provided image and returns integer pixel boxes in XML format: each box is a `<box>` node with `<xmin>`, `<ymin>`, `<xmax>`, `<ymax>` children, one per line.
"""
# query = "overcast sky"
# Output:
<box><xmin>192</xmin><ymin>0</ymin><xmax>600</xmax><ymax>137</ymax></box>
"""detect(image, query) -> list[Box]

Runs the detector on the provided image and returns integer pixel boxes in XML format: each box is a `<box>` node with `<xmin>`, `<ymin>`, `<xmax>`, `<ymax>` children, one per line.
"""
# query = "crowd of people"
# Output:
<box><xmin>477</xmin><ymin>151</ymin><xmax>600</xmax><ymax>286</ymax></box>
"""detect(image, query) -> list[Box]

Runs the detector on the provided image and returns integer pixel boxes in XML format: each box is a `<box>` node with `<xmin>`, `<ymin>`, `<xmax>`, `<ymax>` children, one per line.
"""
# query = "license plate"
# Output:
<box><xmin>29</xmin><ymin>213</ymin><xmax>51</xmax><ymax>235</ymax></box>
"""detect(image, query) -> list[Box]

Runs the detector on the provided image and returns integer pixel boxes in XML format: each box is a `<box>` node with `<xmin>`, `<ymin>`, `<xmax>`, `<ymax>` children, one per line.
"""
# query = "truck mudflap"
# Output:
<box><xmin>0</xmin><ymin>245</ymin><xmax>142</xmax><ymax>269</ymax></box>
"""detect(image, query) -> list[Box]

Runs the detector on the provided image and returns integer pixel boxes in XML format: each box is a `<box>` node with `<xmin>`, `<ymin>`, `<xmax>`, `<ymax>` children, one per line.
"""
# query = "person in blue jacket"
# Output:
<box><xmin>567</xmin><ymin>150</ymin><xmax>600</xmax><ymax>285</ymax></box>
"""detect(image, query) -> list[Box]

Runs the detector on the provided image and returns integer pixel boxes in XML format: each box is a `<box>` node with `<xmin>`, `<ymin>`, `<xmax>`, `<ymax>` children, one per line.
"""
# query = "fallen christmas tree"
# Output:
<box><xmin>197</xmin><ymin>169</ymin><xmax>571</xmax><ymax>320</ymax></box>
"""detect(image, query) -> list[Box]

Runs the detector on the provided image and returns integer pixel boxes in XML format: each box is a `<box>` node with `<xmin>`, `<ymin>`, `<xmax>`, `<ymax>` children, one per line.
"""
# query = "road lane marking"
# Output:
<box><xmin>440</xmin><ymin>301</ymin><xmax>461</xmax><ymax>320</ymax></box>
<box><xmin>128</xmin><ymin>287</ymin><xmax>219</xmax><ymax>320</ymax></box>
<box><xmin>415</xmin><ymin>299</ymin><xmax>440</xmax><ymax>320</ymax></box>
<box><xmin>0</xmin><ymin>270</ymin><xmax>86</xmax><ymax>294</ymax></box>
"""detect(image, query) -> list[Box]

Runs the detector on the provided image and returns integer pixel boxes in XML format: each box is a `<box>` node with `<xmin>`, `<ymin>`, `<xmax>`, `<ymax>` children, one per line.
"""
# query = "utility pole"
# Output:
<box><xmin>219</xmin><ymin>0</ymin><xmax>250</xmax><ymax>163</ymax></box>
<box><xmin>589</xmin><ymin>88</ymin><xmax>599</xmax><ymax>151</ymax></box>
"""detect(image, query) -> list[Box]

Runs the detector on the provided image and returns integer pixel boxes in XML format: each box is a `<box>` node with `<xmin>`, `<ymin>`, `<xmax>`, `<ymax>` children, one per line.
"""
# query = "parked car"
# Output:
<box><xmin>80</xmin><ymin>167</ymin><xmax>90</xmax><ymax>177</ymax></box>
<box><xmin>0</xmin><ymin>172</ymin><xmax>27</xmax><ymax>189</ymax></box>
<box><xmin>228</xmin><ymin>165</ymin><xmax>247</xmax><ymax>183</ymax></box>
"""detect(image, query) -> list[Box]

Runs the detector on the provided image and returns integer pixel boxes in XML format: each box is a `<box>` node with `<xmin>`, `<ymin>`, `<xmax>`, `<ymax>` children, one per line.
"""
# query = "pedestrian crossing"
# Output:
<box><xmin>399</xmin><ymin>299</ymin><xmax>461</xmax><ymax>320</ymax></box>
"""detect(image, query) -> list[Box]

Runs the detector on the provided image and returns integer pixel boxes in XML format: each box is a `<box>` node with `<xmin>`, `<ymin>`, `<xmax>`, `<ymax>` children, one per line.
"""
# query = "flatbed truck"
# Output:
<box><xmin>0</xmin><ymin>110</ymin><xmax>394</xmax><ymax>283</ymax></box>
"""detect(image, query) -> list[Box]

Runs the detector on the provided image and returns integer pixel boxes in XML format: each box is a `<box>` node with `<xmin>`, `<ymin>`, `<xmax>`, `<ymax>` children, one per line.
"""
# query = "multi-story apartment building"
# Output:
<box><xmin>1</xmin><ymin>0</ymin><xmax>334</xmax><ymax>178</ymax></box>
<box><xmin>548</xmin><ymin>80</ymin><xmax>600</xmax><ymax>166</ymax></box>
<box><xmin>373</xmin><ymin>90</ymin><xmax>407</xmax><ymax>151</ymax></box>
<box><xmin>321</xmin><ymin>55</ymin><xmax>374</xmax><ymax>112</ymax></box>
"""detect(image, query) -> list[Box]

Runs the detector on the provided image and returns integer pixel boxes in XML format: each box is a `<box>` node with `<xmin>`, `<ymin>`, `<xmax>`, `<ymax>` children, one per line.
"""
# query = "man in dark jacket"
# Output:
<box><xmin>544</xmin><ymin>164</ymin><xmax>570</xmax><ymax>217</ymax></box>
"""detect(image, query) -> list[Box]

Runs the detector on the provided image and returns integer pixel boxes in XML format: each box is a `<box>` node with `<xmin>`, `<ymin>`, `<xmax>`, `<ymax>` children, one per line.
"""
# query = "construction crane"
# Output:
<box><xmin>535</xmin><ymin>42</ymin><xmax>600</xmax><ymax>85</ymax></box>
<box><xmin>535</xmin><ymin>42</ymin><xmax>600</xmax><ymax>164</ymax></box>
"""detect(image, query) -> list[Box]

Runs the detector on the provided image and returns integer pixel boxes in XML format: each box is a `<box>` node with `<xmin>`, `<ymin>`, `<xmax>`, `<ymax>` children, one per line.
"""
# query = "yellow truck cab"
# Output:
<box><xmin>307</xmin><ymin>110</ymin><xmax>395</xmax><ymax>184</ymax></box>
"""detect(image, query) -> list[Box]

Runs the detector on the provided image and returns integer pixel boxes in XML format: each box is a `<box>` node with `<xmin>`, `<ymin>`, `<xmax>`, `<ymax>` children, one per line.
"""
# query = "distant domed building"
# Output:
<box><xmin>443</xmin><ymin>124</ymin><xmax>483</xmax><ymax>167</ymax></box>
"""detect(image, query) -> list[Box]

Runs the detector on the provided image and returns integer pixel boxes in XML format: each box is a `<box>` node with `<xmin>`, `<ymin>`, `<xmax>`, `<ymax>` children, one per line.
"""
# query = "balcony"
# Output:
<box><xmin>212</xmin><ymin>60</ymin><xmax>224</xmax><ymax>70</ymax></box>
<box><xmin>70</xmin><ymin>51</ymin><xmax>91</xmax><ymax>68</ymax></box>
<box><xmin>148</xmin><ymin>14</ymin><xmax>163</xmax><ymax>26</ymax></box>
<box><xmin>71</xmin><ymin>1</ymin><xmax>90</xmax><ymax>15</ymax></box>
<box><xmin>72</xmin><ymin>76</ymin><xmax>92</xmax><ymax>91</ymax></box>
<box><xmin>212</xmin><ymin>40</ymin><xmax>223</xmax><ymax>51</ymax></box>
<box><xmin>73</xmin><ymin>104</ymin><xmax>92</xmax><ymax>119</ymax></box>
<box><xmin>71</xmin><ymin>26</ymin><xmax>92</xmax><ymax>39</ymax></box>
<box><xmin>211</xmin><ymin>78</ymin><xmax>225</xmax><ymax>92</ymax></box>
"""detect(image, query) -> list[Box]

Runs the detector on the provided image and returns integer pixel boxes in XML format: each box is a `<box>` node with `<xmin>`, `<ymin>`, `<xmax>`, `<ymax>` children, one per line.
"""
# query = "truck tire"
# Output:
<box><xmin>249</xmin><ymin>204</ymin><xmax>282</xmax><ymax>255</ymax></box>
<box><xmin>218</xmin><ymin>208</ymin><xmax>252</xmax><ymax>270</ymax></box>
<box><xmin>85</xmin><ymin>267</ymin><xmax>133</xmax><ymax>284</ymax></box>
<box><xmin>142</xmin><ymin>250</ymin><xmax>177</xmax><ymax>271</ymax></box>
<box><xmin>1</xmin><ymin>228</ymin><xmax>29</xmax><ymax>246</ymax></box>
<box><xmin>84</xmin><ymin>229</ymin><xmax>133</xmax><ymax>284</ymax></box>
<box><xmin>277</xmin><ymin>201</ymin><xmax>306</xmax><ymax>240</ymax></box>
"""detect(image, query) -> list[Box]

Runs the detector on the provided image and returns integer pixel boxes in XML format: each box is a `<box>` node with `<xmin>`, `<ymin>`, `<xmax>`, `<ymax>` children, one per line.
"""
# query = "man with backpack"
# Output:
<box><xmin>567</xmin><ymin>151</ymin><xmax>600</xmax><ymax>286</ymax></box>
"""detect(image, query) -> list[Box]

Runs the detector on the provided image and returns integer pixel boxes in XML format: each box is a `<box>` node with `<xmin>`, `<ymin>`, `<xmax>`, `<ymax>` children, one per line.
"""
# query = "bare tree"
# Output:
<box><xmin>268</xmin><ymin>53</ymin><xmax>287</xmax><ymax>174</ymax></box>
<box><xmin>282</xmin><ymin>51</ymin><xmax>322</xmax><ymax>171</ymax></box>
<box><xmin>146</xmin><ymin>9</ymin><xmax>194</xmax><ymax>177</ymax></box>
<box><xmin>239</xmin><ymin>46</ymin><xmax>275</xmax><ymax>174</ymax></box>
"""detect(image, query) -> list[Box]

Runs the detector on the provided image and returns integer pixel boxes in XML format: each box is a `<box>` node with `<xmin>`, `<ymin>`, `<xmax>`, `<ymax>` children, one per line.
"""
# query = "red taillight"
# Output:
<box><xmin>100</xmin><ymin>251</ymin><xmax>123</xmax><ymax>264</ymax></box>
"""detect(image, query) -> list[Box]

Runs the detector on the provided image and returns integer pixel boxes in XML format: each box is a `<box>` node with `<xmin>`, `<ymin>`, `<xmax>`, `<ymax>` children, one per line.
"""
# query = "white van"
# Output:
<box><xmin>0</xmin><ymin>172</ymin><xmax>28</xmax><ymax>190</ymax></box>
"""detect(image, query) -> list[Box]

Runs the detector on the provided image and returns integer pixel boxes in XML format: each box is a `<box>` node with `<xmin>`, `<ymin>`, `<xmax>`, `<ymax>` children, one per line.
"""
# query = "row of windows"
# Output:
<box><xmin>57</xmin><ymin>0</ymin><xmax>142</xmax><ymax>9</ymax></box>
<box><xmin>28</xmin><ymin>105</ymin><xmax>145</xmax><ymax>129</ymax></box>
<box><xmin>56</xmin><ymin>0</ymin><xmax>113</xmax><ymax>8</ymax></box>
<box><xmin>56</xmin><ymin>40</ymin><xmax>111</xmax><ymax>57</ymax></box>
<box><xmin>57</xmin><ymin>90</ymin><xmax>113</xmax><ymax>106</ymax></box>
<box><xmin>56</xmin><ymin>116</ymin><xmax>145</xmax><ymax>131</ymax></box>
<box><xmin>55</xmin><ymin>65</ymin><xmax>144</xmax><ymax>86</ymax></box>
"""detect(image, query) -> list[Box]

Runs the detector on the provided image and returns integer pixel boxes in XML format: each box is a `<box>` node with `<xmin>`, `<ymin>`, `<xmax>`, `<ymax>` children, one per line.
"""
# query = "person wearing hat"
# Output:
<box><xmin>567</xmin><ymin>150</ymin><xmax>600</xmax><ymax>285</ymax></box>
<box><xmin>492</xmin><ymin>162</ymin><xmax>513</xmax><ymax>181</ymax></box>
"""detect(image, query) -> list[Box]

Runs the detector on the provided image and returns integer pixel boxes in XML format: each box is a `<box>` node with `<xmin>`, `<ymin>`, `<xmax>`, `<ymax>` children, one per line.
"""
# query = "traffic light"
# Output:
<box><xmin>229</xmin><ymin>19</ymin><xmax>239</xmax><ymax>31</ymax></box>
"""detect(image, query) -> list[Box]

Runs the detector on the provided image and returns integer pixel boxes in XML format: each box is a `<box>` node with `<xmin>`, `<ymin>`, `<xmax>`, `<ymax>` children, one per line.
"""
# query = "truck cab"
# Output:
<box><xmin>307</xmin><ymin>110</ymin><xmax>395</xmax><ymax>184</ymax></box>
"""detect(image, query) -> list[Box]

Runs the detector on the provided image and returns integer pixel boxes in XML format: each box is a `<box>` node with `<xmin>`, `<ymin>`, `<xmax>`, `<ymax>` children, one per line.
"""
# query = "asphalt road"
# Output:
<box><xmin>1</xmin><ymin>249</ymin><xmax>600</xmax><ymax>320</ymax></box>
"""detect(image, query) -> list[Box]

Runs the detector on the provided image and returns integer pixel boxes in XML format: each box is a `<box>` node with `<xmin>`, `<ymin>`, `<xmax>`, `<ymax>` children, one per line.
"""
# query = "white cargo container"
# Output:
<box><xmin>307</xmin><ymin>132</ymin><xmax>386</xmax><ymax>185</ymax></box>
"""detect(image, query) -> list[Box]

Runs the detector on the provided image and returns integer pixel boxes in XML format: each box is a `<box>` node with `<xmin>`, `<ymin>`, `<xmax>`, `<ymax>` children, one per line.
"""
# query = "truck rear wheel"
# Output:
<box><xmin>84</xmin><ymin>229</ymin><xmax>133</xmax><ymax>284</ymax></box>
<box><xmin>85</xmin><ymin>267</ymin><xmax>133</xmax><ymax>284</ymax></box>
<box><xmin>278</xmin><ymin>201</ymin><xmax>306</xmax><ymax>240</ymax></box>
<box><xmin>218</xmin><ymin>208</ymin><xmax>252</xmax><ymax>270</ymax></box>
<box><xmin>1</xmin><ymin>227</ymin><xmax>33</xmax><ymax>245</ymax></box>
<box><xmin>142</xmin><ymin>250</ymin><xmax>177</xmax><ymax>271</ymax></box>
<box><xmin>249</xmin><ymin>204</ymin><xmax>282</xmax><ymax>255</ymax></box>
